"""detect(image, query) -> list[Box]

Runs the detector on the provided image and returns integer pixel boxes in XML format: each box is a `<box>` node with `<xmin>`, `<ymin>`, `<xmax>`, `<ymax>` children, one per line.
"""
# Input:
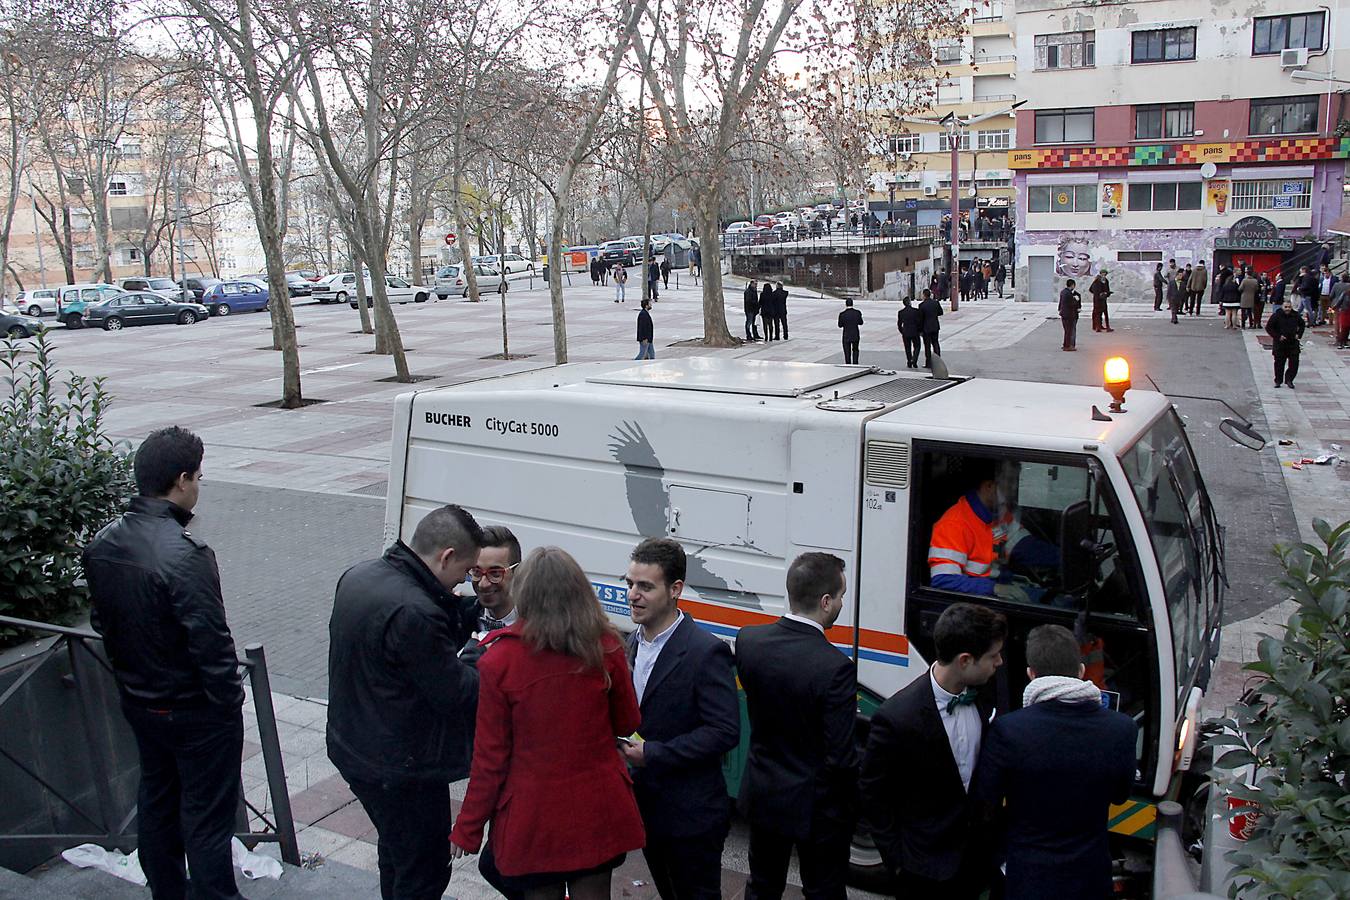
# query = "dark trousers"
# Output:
<box><xmin>122</xmin><ymin>702</ymin><xmax>244</xmax><ymax>900</ymax></box>
<box><xmin>649</xmin><ymin>279</ymin><xmax>660</xmax><ymax>300</ymax></box>
<box><xmin>1273</xmin><ymin>341</ymin><xmax>1301</xmax><ymax>386</ymax></box>
<box><xmin>746</xmin><ymin>826</ymin><xmax>849</xmax><ymax>900</ymax></box>
<box><xmin>1092</xmin><ymin>302</ymin><xmax>1110</xmax><ymax>331</ymax></box>
<box><xmin>643</xmin><ymin>826</ymin><xmax>727</xmax><ymax>900</ymax></box>
<box><xmin>1061</xmin><ymin>316</ymin><xmax>1077</xmax><ymax>349</ymax></box>
<box><xmin>842</xmin><ymin>338</ymin><xmax>859</xmax><ymax>364</ymax></box>
<box><xmin>348</xmin><ymin>778</ymin><xmax>452</xmax><ymax>900</ymax></box>
<box><xmin>762</xmin><ymin>313</ymin><xmax>775</xmax><ymax>340</ymax></box>
<box><xmin>892</xmin><ymin>866</ymin><xmax>987</xmax><ymax>900</ymax></box>
<box><xmin>745</xmin><ymin>313</ymin><xmax>760</xmax><ymax>340</ymax></box>
<box><xmin>1154</xmin><ymin>286</ymin><xmax>1163</xmax><ymax>310</ymax></box>
<box><xmin>780</xmin><ymin>313</ymin><xmax>789</xmax><ymax>339</ymax></box>
<box><xmin>1170</xmin><ymin>300</ymin><xmax>1181</xmax><ymax>324</ymax></box>
<box><xmin>1254</xmin><ymin>300</ymin><xmax>1265</xmax><ymax>330</ymax></box>
<box><xmin>902</xmin><ymin>335</ymin><xmax>920</xmax><ymax>368</ymax></box>
<box><xmin>922</xmin><ymin>332</ymin><xmax>940</xmax><ymax>367</ymax></box>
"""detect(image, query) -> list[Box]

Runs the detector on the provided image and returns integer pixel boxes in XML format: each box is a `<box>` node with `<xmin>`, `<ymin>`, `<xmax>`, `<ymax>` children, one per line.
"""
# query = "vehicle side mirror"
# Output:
<box><xmin>1220</xmin><ymin>417</ymin><xmax>1266</xmax><ymax>451</ymax></box>
<box><xmin>1060</xmin><ymin>499</ymin><xmax>1093</xmax><ymax>594</ymax></box>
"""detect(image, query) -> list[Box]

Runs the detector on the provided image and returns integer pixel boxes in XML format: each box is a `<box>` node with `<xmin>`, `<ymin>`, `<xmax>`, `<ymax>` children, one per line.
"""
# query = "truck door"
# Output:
<box><xmin>903</xmin><ymin>441</ymin><xmax>1160</xmax><ymax>795</ymax></box>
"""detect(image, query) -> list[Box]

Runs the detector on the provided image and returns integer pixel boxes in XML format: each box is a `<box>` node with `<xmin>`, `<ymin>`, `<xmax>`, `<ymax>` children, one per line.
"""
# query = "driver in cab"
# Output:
<box><xmin>928</xmin><ymin>464</ymin><xmax>1057</xmax><ymax>602</ymax></box>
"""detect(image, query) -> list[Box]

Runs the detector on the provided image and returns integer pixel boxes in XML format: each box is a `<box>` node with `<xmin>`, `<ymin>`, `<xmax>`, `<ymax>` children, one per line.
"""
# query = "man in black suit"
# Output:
<box><xmin>858</xmin><ymin>602</ymin><xmax>1007</xmax><ymax>899</ymax></box>
<box><xmin>973</xmin><ymin>625</ymin><xmax>1136</xmax><ymax>900</ymax></box>
<box><xmin>917</xmin><ymin>289</ymin><xmax>943</xmax><ymax>368</ymax></box>
<box><xmin>897</xmin><ymin>296</ymin><xmax>923</xmax><ymax>369</ymax></box>
<box><xmin>736</xmin><ymin>552</ymin><xmax>858</xmax><ymax>900</ymax></box>
<box><xmin>838</xmin><ymin>298</ymin><xmax>863</xmax><ymax>364</ymax></box>
<box><xmin>621</xmin><ymin>538</ymin><xmax>740</xmax><ymax>899</ymax></box>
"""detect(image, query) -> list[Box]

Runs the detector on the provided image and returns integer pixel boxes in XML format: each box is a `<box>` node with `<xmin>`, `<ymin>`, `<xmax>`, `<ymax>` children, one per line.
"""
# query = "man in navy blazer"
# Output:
<box><xmin>621</xmin><ymin>538</ymin><xmax>740</xmax><ymax>899</ymax></box>
<box><xmin>735</xmin><ymin>552</ymin><xmax>858</xmax><ymax>899</ymax></box>
<box><xmin>973</xmin><ymin>624</ymin><xmax>1136</xmax><ymax>900</ymax></box>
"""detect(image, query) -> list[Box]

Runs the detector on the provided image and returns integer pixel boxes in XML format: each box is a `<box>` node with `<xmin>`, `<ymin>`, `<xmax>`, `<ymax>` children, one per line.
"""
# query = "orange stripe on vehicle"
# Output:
<box><xmin>680</xmin><ymin>597</ymin><xmax>909</xmax><ymax>655</ymax></box>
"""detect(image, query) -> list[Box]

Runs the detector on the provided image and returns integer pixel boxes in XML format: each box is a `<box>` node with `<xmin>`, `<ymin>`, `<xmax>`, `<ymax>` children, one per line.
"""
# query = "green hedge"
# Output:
<box><xmin>0</xmin><ymin>332</ymin><xmax>133</xmax><ymax>648</ymax></box>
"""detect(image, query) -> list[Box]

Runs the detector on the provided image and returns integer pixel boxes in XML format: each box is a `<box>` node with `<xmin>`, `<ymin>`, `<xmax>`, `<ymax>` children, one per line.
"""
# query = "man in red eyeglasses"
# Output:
<box><xmin>470</xmin><ymin>526</ymin><xmax>521</xmax><ymax>634</ymax></box>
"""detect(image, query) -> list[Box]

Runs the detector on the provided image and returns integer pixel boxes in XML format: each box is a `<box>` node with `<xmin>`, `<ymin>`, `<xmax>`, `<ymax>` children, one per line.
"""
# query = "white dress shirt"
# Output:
<box><xmin>930</xmin><ymin>668</ymin><xmax>981</xmax><ymax>792</ymax></box>
<box><xmin>633</xmin><ymin>611</ymin><xmax>683</xmax><ymax>702</ymax></box>
<box><xmin>783</xmin><ymin>612</ymin><xmax>825</xmax><ymax>634</ymax></box>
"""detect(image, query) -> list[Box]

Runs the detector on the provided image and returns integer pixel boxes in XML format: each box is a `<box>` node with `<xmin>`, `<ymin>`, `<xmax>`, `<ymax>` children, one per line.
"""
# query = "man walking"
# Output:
<box><xmin>736</xmin><ymin>553</ymin><xmax>858</xmax><ymax>899</ymax></box>
<box><xmin>897</xmin><ymin>296</ymin><xmax>923</xmax><ymax>369</ymax></box>
<box><xmin>1166</xmin><ymin>269</ymin><xmax>1186</xmax><ymax>324</ymax></box>
<box><xmin>918</xmin><ymin>288</ymin><xmax>943</xmax><ymax>368</ymax></box>
<box><xmin>994</xmin><ymin>259</ymin><xmax>1006</xmax><ymax>298</ymax></box>
<box><xmin>636</xmin><ymin>298</ymin><xmax>655</xmax><ymax>359</ymax></box>
<box><xmin>1333</xmin><ymin>273</ymin><xmax>1350</xmax><ymax>348</ymax></box>
<box><xmin>648</xmin><ymin>257</ymin><xmax>661</xmax><ymax>301</ymax></box>
<box><xmin>621</xmin><ymin>539</ymin><xmax>740</xmax><ymax>900</ymax></box>
<box><xmin>83</xmin><ymin>427</ymin><xmax>245</xmax><ymax>900</ymax></box>
<box><xmin>1152</xmin><ymin>262</ymin><xmax>1165</xmax><ymax>311</ymax></box>
<box><xmin>1266</xmin><ymin>296</ymin><xmax>1305</xmax><ymax>389</ymax></box>
<box><xmin>1187</xmin><ymin>260</ymin><xmax>1207</xmax><ymax>315</ymax></box>
<box><xmin>838</xmin><ymin>297</ymin><xmax>863</xmax><ymax>364</ymax></box>
<box><xmin>327</xmin><ymin>505</ymin><xmax>485</xmax><ymax>900</ymax></box>
<box><xmin>1298</xmin><ymin>264</ymin><xmax>1320</xmax><ymax>325</ymax></box>
<box><xmin>973</xmin><ymin>625</ymin><xmax>1135</xmax><ymax>900</ymax></box>
<box><xmin>660</xmin><ymin>254</ymin><xmax>672</xmax><ymax>290</ymax></box>
<box><xmin>1058</xmin><ymin>279</ymin><xmax>1081</xmax><ymax>351</ymax></box>
<box><xmin>1088</xmin><ymin>270</ymin><xmax>1113</xmax><ymax>332</ymax></box>
<box><xmin>744</xmin><ymin>280</ymin><xmax>761</xmax><ymax>341</ymax></box>
<box><xmin>614</xmin><ymin>262</ymin><xmax>628</xmax><ymax>303</ymax></box>
<box><xmin>690</xmin><ymin>243</ymin><xmax>702</xmax><ymax>281</ymax></box>
<box><xmin>859</xmin><ymin>603</ymin><xmax>1006</xmax><ymax>899</ymax></box>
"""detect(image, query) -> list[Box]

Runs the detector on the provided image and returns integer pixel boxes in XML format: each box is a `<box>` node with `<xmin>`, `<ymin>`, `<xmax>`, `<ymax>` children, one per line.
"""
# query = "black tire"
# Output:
<box><xmin>336</xmin><ymin>291</ymin><xmax>348</xmax><ymax>304</ymax></box>
<box><xmin>415</xmin><ymin>292</ymin><xmax>428</xmax><ymax>303</ymax></box>
<box><xmin>178</xmin><ymin>310</ymin><xmax>196</xmax><ymax>325</ymax></box>
<box><xmin>65</xmin><ymin>313</ymin><xmax>83</xmax><ymax>329</ymax></box>
<box><xmin>103</xmin><ymin>316</ymin><xmax>124</xmax><ymax>332</ymax></box>
<box><xmin>26</xmin><ymin>305</ymin><xmax>42</xmax><ymax>316</ymax></box>
<box><xmin>6</xmin><ymin>325</ymin><xmax>25</xmax><ymax>338</ymax></box>
<box><xmin>214</xmin><ymin>303</ymin><xmax>231</xmax><ymax>316</ymax></box>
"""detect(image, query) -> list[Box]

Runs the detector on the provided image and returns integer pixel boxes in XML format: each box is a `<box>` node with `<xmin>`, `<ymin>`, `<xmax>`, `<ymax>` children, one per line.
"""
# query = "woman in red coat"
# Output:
<box><xmin>450</xmin><ymin>546</ymin><xmax>644</xmax><ymax>899</ymax></box>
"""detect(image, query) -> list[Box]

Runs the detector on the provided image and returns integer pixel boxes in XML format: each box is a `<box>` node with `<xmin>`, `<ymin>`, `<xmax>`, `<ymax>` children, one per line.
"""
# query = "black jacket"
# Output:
<box><xmin>1088</xmin><ymin>277</ymin><xmax>1111</xmax><ymax>305</ymax></box>
<box><xmin>860</xmin><ymin>672</ymin><xmax>995</xmax><ymax>881</ymax></box>
<box><xmin>637</xmin><ymin>308</ymin><xmax>654</xmax><ymax>342</ymax></box>
<box><xmin>744</xmin><ymin>284</ymin><xmax>760</xmax><ymax>317</ymax></box>
<box><xmin>1058</xmin><ymin>287</ymin><xmax>1081</xmax><ymax>319</ymax></box>
<box><xmin>1166</xmin><ymin>277</ymin><xmax>1184</xmax><ymax>306</ymax></box>
<box><xmin>626</xmin><ymin>616</ymin><xmax>740</xmax><ymax>838</ymax></box>
<box><xmin>760</xmin><ymin>283</ymin><xmax>776</xmax><ymax>317</ymax></box>
<box><xmin>735</xmin><ymin>617</ymin><xmax>858</xmax><ymax>842</ymax></box>
<box><xmin>897</xmin><ymin>304</ymin><xmax>922</xmax><ymax>337</ymax></box>
<box><xmin>1266</xmin><ymin>307</ymin><xmax>1305</xmax><ymax>342</ymax></box>
<box><xmin>1272</xmin><ymin>279</ymin><xmax>1287</xmax><ymax>304</ymax></box>
<box><xmin>774</xmin><ymin>286</ymin><xmax>789</xmax><ymax>316</ymax></box>
<box><xmin>83</xmin><ymin>497</ymin><xmax>243</xmax><ymax>710</ymax></box>
<box><xmin>326</xmin><ymin>541</ymin><xmax>480</xmax><ymax>785</ymax></box>
<box><xmin>972</xmin><ymin>699</ymin><xmax>1136</xmax><ymax>900</ymax></box>
<box><xmin>1299</xmin><ymin>272</ymin><xmax>1321</xmax><ymax>299</ymax></box>
<box><xmin>838</xmin><ymin>307</ymin><xmax>863</xmax><ymax>341</ymax></box>
<box><xmin>918</xmin><ymin>296</ymin><xmax>943</xmax><ymax>334</ymax></box>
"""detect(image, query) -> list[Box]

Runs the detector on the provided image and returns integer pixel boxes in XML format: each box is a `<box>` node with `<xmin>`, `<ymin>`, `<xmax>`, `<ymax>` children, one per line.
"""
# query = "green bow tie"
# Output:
<box><xmin>945</xmin><ymin>689</ymin><xmax>978</xmax><ymax>715</ymax></box>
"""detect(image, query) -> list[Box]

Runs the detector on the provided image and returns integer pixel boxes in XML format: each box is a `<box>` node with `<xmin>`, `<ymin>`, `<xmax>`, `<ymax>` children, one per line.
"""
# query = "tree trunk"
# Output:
<box><xmin>547</xmin><ymin>204</ymin><xmax>568</xmax><ymax>364</ymax></box>
<box><xmin>695</xmin><ymin>188</ymin><xmax>735</xmax><ymax>346</ymax></box>
<box><xmin>642</xmin><ymin>196</ymin><xmax>654</xmax><ymax>306</ymax></box>
<box><xmin>452</xmin><ymin>168</ymin><xmax>480</xmax><ymax>302</ymax></box>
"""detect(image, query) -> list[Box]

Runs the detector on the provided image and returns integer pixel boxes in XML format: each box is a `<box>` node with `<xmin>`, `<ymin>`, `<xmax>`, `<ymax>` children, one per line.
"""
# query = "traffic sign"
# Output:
<box><xmin>444</xmin><ymin>233</ymin><xmax>457</xmax><ymax>246</ymax></box>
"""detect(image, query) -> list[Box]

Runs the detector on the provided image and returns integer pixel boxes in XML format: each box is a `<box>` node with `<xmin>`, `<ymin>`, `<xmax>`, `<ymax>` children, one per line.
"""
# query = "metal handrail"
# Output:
<box><xmin>0</xmin><ymin>614</ymin><xmax>300</xmax><ymax>867</ymax></box>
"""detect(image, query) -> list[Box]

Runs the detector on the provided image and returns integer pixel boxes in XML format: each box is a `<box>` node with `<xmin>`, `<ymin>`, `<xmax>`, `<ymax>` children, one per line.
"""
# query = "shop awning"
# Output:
<box><xmin>1328</xmin><ymin>214</ymin><xmax>1350</xmax><ymax>237</ymax></box>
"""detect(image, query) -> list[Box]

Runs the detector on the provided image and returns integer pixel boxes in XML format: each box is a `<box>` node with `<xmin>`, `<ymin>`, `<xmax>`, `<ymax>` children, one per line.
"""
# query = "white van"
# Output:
<box><xmin>387</xmin><ymin>357</ymin><xmax>1243</xmax><ymax>882</ymax></box>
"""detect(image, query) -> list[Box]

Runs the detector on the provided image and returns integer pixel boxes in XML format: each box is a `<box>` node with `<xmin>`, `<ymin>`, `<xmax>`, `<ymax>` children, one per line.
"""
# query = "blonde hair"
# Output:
<box><xmin>514</xmin><ymin>546</ymin><xmax>620</xmax><ymax>676</ymax></box>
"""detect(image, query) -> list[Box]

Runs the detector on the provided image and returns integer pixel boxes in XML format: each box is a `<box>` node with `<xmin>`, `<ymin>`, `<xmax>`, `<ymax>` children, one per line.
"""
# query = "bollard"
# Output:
<box><xmin>244</xmin><ymin>643</ymin><xmax>302</xmax><ymax>866</ymax></box>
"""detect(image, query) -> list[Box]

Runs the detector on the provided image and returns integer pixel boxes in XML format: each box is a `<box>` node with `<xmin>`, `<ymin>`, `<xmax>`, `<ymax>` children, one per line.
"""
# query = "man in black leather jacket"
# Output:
<box><xmin>83</xmin><ymin>426</ymin><xmax>245</xmax><ymax>900</ymax></box>
<box><xmin>327</xmin><ymin>504</ymin><xmax>485</xmax><ymax>900</ymax></box>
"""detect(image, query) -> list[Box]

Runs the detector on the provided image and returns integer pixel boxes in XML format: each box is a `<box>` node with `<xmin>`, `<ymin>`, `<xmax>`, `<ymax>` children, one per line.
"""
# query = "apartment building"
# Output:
<box><xmin>1010</xmin><ymin>0</ymin><xmax>1349</xmax><ymax>302</ymax></box>
<box><xmin>868</xmin><ymin>0</ymin><xmax>1019</xmax><ymax>231</ymax></box>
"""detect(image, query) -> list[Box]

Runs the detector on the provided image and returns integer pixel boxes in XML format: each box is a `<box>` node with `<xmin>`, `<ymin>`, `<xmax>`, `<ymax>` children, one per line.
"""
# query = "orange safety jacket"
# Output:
<box><xmin>929</xmin><ymin>494</ymin><xmax>998</xmax><ymax>591</ymax></box>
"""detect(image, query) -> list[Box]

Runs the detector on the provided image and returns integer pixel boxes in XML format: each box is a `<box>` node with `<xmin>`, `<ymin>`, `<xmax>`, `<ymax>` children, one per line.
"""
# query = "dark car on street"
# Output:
<box><xmin>184</xmin><ymin>276</ymin><xmax>223</xmax><ymax>302</ymax></box>
<box><xmin>600</xmin><ymin>240</ymin><xmax>639</xmax><ymax>267</ymax></box>
<box><xmin>81</xmin><ymin>292</ymin><xmax>210</xmax><ymax>331</ymax></box>
<box><xmin>1</xmin><ymin>311</ymin><xmax>46</xmax><ymax>338</ymax></box>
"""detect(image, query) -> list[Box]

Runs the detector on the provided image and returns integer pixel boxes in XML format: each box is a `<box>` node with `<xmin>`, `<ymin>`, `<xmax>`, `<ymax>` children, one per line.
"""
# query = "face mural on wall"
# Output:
<box><xmin>1056</xmin><ymin>238</ymin><xmax>1093</xmax><ymax>278</ymax></box>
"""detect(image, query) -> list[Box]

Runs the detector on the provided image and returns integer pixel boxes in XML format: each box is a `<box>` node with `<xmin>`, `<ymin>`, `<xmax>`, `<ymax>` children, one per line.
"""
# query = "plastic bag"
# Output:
<box><xmin>232</xmin><ymin>837</ymin><xmax>283</xmax><ymax>880</ymax></box>
<box><xmin>60</xmin><ymin>843</ymin><xmax>147</xmax><ymax>886</ymax></box>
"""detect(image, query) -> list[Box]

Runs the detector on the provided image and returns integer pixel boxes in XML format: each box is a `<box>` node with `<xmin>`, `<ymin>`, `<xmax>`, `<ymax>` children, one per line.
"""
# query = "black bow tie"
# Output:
<box><xmin>481</xmin><ymin>615</ymin><xmax>508</xmax><ymax>632</ymax></box>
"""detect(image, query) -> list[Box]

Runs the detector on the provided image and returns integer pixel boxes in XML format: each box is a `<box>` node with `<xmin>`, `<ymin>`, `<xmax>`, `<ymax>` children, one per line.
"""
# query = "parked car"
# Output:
<box><xmin>434</xmin><ymin>264</ymin><xmax>506</xmax><ymax>299</ymax></box>
<box><xmin>201</xmin><ymin>279</ymin><xmax>270</xmax><ymax>316</ymax></box>
<box><xmin>117</xmin><ymin>276</ymin><xmax>193</xmax><ymax>303</ymax></box>
<box><xmin>600</xmin><ymin>240</ymin><xmax>640</xmax><ymax>267</ymax></box>
<box><xmin>473</xmin><ymin>253</ymin><xmax>535</xmax><ymax>275</ymax></box>
<box><xmin>726</xmin><ymin>221</ymin><xmax>757</xmax><ymax>233</ymax></box>
<box><xmin>292</xmin><ymin>270</ymin><xmax>322</xmax><ymax>282</ymax></box>
<box><xmin>1</xmin><ymin>311</ymin><xmax>46</xmax><ymax>338</ymax></box>
<box><xmin>240</xmin><ymin>272</ymin><xmax>314</xmax><ymax>298</ymax></box>
<box><xmin>12</xmin><ymin>288</ymin><xmax>59</xmax><ymax>317</ymax></box>
<box><xmin>83</xmin><ymin>292</ymin><xmax>210</xmax><ymax>331</ymax></box>
<box><xmin>183</xmin><ymin>276</ymin><xmax>222</xmax><ymax>302</ymax></box>
<box><xmin>56</xmin><ymin>283</ymin><xmax>127</xmax><ymax>329</ymax></box>
<box><xmin>345</xmin><ymin>274</ymin><xmax>433</xmax><ymax>308</ymax></box>
<box><xmin>752</xmin><ymin>215</ymin><xmax>775</xmax><ymax>228</ymax></box>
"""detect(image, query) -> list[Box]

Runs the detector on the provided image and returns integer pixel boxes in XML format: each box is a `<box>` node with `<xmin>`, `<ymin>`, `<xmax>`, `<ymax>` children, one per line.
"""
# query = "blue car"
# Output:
<box><xmin>201</xmin><ymin>279</ymin><xmax>270</xmax><ymax>316</ymax></box>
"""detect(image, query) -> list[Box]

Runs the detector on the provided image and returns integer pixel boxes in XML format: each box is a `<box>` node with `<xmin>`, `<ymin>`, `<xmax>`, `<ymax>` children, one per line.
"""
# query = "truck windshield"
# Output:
<box><xmin>1120</xmin><ymin>410</ymin><xmax>1215</xmax><ymax>699</ymax></box>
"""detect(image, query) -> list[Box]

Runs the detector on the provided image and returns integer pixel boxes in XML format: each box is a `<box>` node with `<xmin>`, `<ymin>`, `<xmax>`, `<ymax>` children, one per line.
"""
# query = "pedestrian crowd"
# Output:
<box><xmin>83</xmin><ymin>425</ymin><xmax>1139</xmax><ymax>900</ymax></box>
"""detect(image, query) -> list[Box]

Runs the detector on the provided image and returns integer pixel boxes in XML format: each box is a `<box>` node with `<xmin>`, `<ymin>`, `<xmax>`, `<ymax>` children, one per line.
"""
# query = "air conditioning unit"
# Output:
<box><xmin>923</xmin><ymin>186</ymin><xmax>938</xmax><ymax>197</ymax></box>
<box><xmin>1281</xmin><ymin>47</ymin><xmax>1309</xmax><ymax>68</ymax></box>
